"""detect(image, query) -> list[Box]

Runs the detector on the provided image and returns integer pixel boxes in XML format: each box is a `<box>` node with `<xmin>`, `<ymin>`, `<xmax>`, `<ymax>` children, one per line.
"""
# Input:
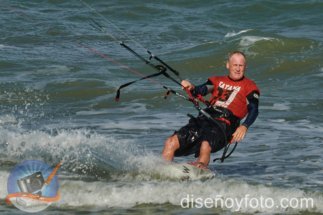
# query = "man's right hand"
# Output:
<box><xmin>181</xmin><ymin>80</ymin><xmax>195</xmax><ymax>91</ymax></box>
<box><xmin>231</xmin><ymin>125</ymin><xmax>248</xmax><ymax>143</ymax></box>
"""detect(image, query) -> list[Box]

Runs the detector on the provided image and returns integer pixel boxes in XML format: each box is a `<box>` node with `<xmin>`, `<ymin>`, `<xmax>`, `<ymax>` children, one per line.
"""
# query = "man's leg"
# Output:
<box><xmin>162</xmin><ymin>134</ymin><xmax>180</xmax><ymax>161</ymax></box>
<box><xmin>196</xmin><ymin>141</ymin><xmax>212</xmax><ymax>167</ymax></box>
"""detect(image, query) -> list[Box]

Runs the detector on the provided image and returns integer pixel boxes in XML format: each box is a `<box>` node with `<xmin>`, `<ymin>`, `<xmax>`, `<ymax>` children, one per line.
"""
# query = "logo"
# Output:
<box><xmin>182</xmin><ymin>166</ymin><xmax>190</xmax><ymax>174</ymax></box>
<box><xmin>6</xmin><ymin>160</ymin><xmax>61</xmax><ymax>213</ymax></box>
<box><xmin>253</xmin><ymin>93</ymin><xmax>259</xmax><ymax>99</ymax></box>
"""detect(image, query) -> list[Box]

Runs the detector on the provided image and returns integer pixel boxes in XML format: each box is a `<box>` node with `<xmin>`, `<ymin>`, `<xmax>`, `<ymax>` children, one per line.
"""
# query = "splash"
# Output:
<box><xmin>0</xmin><ymin>127</ymin><xmax>143</xmax><ymax>179</ymax></box>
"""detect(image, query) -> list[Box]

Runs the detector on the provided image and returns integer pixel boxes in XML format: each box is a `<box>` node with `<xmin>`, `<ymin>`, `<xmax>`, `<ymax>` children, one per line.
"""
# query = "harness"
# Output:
<box><xmin>192</xmin><ymin>106</ymin><xmax>240</xmax><ymax>163</ymax></box>
<box><xmin>206</xmin><ymin>106</ymin><xmax>239</xmax><ymax>125</ymax></box>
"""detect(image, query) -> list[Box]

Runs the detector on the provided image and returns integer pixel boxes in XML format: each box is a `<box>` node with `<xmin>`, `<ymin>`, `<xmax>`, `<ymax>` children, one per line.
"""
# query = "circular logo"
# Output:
<box><xmin>6</xmin><ymin>160</ymin><xmax>61</xmax><ymax>213</ymax></box>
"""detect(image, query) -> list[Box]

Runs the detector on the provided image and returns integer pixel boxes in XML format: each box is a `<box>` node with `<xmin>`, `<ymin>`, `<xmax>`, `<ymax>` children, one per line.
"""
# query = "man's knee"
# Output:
<box><xmin>164</xmin><ymin>135</ymin><xmax>180</xmax><ymax>151</ymax></box>
<box><xmin>200</xmin><ymin>141</ymin><xmax>212</xmax><ymax>153</ymax></box>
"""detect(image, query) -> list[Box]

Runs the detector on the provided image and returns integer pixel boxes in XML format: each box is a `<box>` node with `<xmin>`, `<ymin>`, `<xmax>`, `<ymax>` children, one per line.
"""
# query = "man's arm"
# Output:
<box><xmin>231</xmin><ymin>91</ymin><xmax>259</xmax><ymax>143</ymax></box>
<box><xmin>242</xmin><ymin>91</ymin><xmax>259</xmax><ymax>128</ymax></box>
<box><xmin>190</xmin><ymin>80</ymin><xmax>214</xmax><ymax>96</ymax></box>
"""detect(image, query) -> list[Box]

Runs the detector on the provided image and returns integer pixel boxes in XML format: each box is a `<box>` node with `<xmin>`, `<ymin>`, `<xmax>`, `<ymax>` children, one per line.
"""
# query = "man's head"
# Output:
<box><xmin>226</xmin><ymin>51</ymin><xmax>247</xmax><ymax>81</ymax></box>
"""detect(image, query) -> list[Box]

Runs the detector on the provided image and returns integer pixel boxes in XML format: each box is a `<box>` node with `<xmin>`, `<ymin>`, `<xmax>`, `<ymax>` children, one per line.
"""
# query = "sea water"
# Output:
<box><xmin>0</xmin><ymin>0</ymin><xmax>323</xmax><ymax>214</ymax></box>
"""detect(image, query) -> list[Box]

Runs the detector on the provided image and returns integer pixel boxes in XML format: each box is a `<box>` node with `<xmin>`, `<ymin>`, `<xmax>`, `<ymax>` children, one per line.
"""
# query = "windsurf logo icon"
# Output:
<box><xmin>6</xmin><ymin>160</ymin><xmax>61</xmax><ymax>213</ymax></box>
<box><xmin>182</xmin><ymin>166</ymin><xmax>190</xmax><ymax>174</ymax></box>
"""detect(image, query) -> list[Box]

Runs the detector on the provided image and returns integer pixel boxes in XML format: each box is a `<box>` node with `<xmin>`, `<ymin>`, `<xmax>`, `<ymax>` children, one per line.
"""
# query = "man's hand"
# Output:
<box><xmin>181</xmin><ymin>80</ymin><xmax>195</xmax><ymax>91</ymax></box>
<box><xmin>231</xmin><ymin>125</ymin><xmax>248</xmax><ymax>143</ymax></box>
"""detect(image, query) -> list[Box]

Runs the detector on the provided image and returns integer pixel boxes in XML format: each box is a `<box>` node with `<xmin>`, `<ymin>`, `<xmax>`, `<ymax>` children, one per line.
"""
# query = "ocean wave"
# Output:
<box><xmin>266</xmin><ymin>119</ymin><xmax>323</xmax><ymax>135</ymax></box>
<box><xmin>34</xmin><ymin>65</ymin><xmax>72</xmax><ymax>75</ymax></box>
<box><xmin>239</xmin><ymin>36</ymin><xmax>275</xmax><ymax>47</ymax></box>
<box><xmin>1</xmin><ymin>129</ymin><xmax>323</xmax><ymax>214</ymax></box>
<box><xmin>76</xmin><ymin>102</ymin><xmax>148</xmax><ymax>115</ymax></box>
<box><xmin>315</xmin><ymin>67</ymin><xmax>323</xmax><ymax>77</ymax></box>
<box><xmin>0</xmin><ymin>128</ymin><xmax>142</xmax><ymax>177</ymax></box>
<box><xmin>97</xmin><ymin>112</ymin><xmax>186</xmax><ymax>131</ymax></box>
<box><xmin>0</xmin><ymin>120</ymin><xmax>322</xmax><ymax>213</ymax></box>
<box><xmin>224</xmin><ymin>29</ymin><xmax>253</xmax><ymax>38</ymax></box>
<box><xmin>53</xmin><ymin>176</ymin><xmax>323</xmax><ymax>213</ymax></box>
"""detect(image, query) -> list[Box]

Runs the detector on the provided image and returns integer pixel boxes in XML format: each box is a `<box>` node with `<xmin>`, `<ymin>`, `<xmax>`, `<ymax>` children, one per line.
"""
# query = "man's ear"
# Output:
<box><xmin>226</xmin><ymin>61</ymin><xmax>229</xmax><ymax>70</ymax></box>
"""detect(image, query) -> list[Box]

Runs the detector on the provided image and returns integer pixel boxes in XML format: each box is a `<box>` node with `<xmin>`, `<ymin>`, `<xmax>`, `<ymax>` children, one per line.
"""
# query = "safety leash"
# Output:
<box><xmin>213</xmin><ymin>141</ymin><xmax>238</xmax><ymax>162</ymax></box>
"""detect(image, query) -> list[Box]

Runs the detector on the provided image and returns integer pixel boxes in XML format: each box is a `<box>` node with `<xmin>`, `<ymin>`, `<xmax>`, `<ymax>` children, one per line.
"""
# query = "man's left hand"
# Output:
<box><xmin>230</xmin><ymin>125</ymin><xmax>248</xmax><ymax>143</ymax></box>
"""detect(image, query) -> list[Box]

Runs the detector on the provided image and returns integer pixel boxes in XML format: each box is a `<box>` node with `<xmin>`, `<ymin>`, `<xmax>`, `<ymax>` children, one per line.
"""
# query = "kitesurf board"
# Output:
<box><xmin>158</xmin><ymin>163</ymin><xmax>215</xmax><ymax>180</ymax></box>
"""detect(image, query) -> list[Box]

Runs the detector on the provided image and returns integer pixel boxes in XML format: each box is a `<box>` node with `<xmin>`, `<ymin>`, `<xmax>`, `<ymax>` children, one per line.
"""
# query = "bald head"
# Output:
<box><xmin>228</xmin><ymin>51</ymin><xmax>246</xmax><ymax>62</ymax></box>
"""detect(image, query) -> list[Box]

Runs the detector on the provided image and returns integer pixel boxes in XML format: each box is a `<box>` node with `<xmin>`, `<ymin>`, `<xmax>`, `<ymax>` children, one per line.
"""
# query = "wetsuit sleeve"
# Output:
<box><xmin>242</xmin><ymin>91</ymin><xmax>259</xmax><ymax>128</ymax></box>
<box><xmin>191</xmin><ymin>80</ymin><xmax>213</xmax><ymax>97</ymax></box>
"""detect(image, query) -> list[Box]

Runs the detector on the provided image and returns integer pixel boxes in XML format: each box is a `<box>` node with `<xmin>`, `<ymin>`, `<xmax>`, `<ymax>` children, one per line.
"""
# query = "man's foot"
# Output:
<box><xmin>187</xmin><ymin>161</ymin><xmax>209</xmax><ymax>170</ymax></box>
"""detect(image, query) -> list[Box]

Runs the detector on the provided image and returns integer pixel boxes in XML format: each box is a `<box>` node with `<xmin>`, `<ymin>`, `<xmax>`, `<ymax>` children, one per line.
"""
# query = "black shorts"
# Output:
<box><xmin>174</xmin><ymin>115</ymin><xmax>228</xmax><ymax>158</ymax></box>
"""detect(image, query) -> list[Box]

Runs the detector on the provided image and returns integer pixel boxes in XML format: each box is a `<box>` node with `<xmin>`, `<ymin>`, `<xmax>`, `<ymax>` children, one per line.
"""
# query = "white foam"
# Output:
<box><xmin>54</xmin><ymin>148</ymin><xmax>323</xmax><ymax>213</ymax></box>
<box><xmin>0</xmin><ymin>128</ymin><xmax>139</xmax><ymax>174</ymax></box>
<box><xmin>0</xmin><ymin>44</ymin><xmax>17</xmax><ymax>49</ymax></box>
<box><xmin>0</xmin><ymin>171</ymin><xmax>9</xmax><ymax>198</ymax></box>
<box><xmin>314</xmin><ymin>68</ymin><xmax>323</xmax><ymax>77</ymax></box>
<box><xmin>54</xmin><ymin>176</ymin><xmax>323</xmax><ymax>213</ymax></box>
<box><xmin>224</xmin><ymin>29</ymin><xmax>252</xmax><ymax>38</ymax></box>
<box><xmin>0</xmin><ymin>114</ymin><xmax>18</xmax><ymax>125</ymax></box>
<box><xmin>239</xmin><ymin>36</ymin><xmax>275</xmax><ymax>47</ymax></box>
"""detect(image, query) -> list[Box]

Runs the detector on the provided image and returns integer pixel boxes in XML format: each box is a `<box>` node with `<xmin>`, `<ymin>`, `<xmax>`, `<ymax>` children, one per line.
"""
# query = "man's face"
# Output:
<box><xmin>226</xmin><ymin>53</ymin><xmax>246</xmax><ymax>81</ymax></box>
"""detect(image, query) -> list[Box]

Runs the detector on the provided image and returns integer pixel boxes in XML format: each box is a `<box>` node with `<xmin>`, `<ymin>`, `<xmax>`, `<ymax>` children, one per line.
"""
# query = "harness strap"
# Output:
<box><xmin>215</xmin><ymin>117</ymin><xmax>231</xmax><ymax>125</ymax></box>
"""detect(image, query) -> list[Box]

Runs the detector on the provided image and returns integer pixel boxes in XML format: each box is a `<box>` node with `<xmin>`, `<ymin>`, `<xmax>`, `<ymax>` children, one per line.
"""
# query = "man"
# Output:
<box><xmin>162</xmin><ymin>51</ymin><xmax>260</xmax><ymax>169</ymax></box>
